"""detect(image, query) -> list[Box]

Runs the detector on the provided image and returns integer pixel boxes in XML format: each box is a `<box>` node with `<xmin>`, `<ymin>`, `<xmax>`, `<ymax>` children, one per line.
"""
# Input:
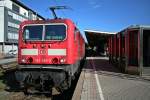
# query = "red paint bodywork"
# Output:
<box><xmin>18</xmin><ymin>19</ymin><xmax>85</xmax><ymax>65</ymax></box>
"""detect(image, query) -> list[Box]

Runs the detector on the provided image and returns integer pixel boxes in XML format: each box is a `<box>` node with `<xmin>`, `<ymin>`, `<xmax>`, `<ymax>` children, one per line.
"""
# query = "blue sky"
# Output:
<box><xmin>20</xmin><ymin>0</ymin><xmax>150</xmax><ymax>38</ymax></box>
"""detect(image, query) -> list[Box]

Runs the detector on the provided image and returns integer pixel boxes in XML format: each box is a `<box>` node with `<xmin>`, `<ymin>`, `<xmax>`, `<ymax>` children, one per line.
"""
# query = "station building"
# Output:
<box><xmin>0</xmin><ymin>0</ymin><xmax>44</xmax><ymax>54</ymax></box>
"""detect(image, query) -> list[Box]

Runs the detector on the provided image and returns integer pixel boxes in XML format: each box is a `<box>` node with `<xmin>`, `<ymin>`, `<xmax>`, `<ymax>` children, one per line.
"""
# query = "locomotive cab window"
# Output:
<box><xmin>23</xmin><ymin>25</ymin><xmax>43</xmax><ymax>40</ymax></box>
<box><xmin>44</xmin><ymin>25</ymin><xmax>66</xmax><ymax>40</ymax></box>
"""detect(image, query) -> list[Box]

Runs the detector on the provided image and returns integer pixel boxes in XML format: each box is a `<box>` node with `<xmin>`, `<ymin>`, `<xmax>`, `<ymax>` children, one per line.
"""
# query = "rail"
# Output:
<box><xmin>0</xmin><ymin>58</ymin><xmax>17</xmax><ymax>72</ymax></box>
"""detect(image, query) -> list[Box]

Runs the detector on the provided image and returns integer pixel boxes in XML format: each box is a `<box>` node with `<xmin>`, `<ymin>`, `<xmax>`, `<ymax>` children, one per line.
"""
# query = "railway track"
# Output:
<box><xmin>0</xmin><ymin>58</ymin><xmax>17</xmax><ymax>72</ymax></box>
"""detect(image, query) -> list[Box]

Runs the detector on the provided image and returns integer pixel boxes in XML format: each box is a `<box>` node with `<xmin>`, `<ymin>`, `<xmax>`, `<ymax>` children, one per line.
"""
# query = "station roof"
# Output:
<box><xmin>127</xmin><ymin>25</ymin><xmax>150</xmax><ymax>29</ymax></box>
<box><xmin>84</xmin><ymin>29</ymin><xmax>116</xmax><ymax>46</ymax></box>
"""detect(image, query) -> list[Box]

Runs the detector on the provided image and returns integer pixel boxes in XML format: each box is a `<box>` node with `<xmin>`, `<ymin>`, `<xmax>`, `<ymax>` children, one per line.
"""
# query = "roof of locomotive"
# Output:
<box><xmin>20</xmin><ymin>18</ymin><xmax>75</xmax><ymax>26</ymax></box>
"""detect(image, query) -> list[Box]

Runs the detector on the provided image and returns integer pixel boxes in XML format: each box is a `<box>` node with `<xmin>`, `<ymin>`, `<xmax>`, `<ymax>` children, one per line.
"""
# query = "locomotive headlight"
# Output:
<box><xmin>60</xmin><ymin>58</ymin><xmax>66</xmax><ymax>63</ymax></box>
<box><xmin>21</xmin><ymin>58</ymin><xmax>26</xmax><ymax>63</ymax></box>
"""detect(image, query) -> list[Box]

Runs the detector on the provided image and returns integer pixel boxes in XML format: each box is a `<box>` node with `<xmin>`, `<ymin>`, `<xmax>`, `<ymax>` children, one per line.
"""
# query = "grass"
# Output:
<box><xmin>0</xmin><ymin>72</ymin><xmax>5</xmax><ymax>91</ymax></box>
<box><xmin>0</xmin><ymin>80</ymin><xmax>5</xmax><ymax>91</ymax></box>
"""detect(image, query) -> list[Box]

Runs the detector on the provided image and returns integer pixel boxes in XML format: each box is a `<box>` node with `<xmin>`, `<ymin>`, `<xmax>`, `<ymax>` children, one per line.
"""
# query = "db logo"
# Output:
<box><xmin>39</xmin><ymin>50</ymin><xmax>46</xmax><ymax>55</ymax></box>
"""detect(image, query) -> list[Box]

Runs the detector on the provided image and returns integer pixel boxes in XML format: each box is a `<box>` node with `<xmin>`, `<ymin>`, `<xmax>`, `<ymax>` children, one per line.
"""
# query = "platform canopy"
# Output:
<box><xmin>84</xmin><ymin>29</ymin><xmax>116</xmax><ymax>47</ymax></box>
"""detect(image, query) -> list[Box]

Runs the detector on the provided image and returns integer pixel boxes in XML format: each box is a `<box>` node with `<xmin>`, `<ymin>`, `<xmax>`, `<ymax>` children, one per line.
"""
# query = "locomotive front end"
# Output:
<box><xmin>16</xmin><ymin>21</ymin><xmax>72</xmax><ymax>93</ymax></box>
<box><xmin>15</xmin><ymin>18</ymin><xmax>85</xmax><ymax>94</ymax></box>
<box><xmin>19</xmin><ymin>23</ymin><xmax>67</xmax><ymax>65</ymax></box>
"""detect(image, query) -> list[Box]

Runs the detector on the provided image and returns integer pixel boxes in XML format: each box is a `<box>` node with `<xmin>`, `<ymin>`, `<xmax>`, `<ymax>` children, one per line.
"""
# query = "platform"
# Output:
<box><xmin>72</xmin><ymin>57</ymin><xmax>150</xmax><ymax>100</ymax></box>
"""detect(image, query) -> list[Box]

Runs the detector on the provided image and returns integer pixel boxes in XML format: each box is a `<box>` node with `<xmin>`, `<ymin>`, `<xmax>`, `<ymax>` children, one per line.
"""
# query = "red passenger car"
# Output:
<box><xmin>108</xmin><ymin>25</ymin><xmax>150</xmax><ymax>76</ymax></box>
<box><xmin>15</xmin><ymin>18</ymin><xmax>85</xmax><ymax>93</ymax></box>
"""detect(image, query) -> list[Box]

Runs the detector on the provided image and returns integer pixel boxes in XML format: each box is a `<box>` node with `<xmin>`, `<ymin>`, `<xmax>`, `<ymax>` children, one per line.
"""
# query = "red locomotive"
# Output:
<box><xmin>15</xmin><ymin>6</ymin><xmax>85</xmax><ymax>94</ymax></box>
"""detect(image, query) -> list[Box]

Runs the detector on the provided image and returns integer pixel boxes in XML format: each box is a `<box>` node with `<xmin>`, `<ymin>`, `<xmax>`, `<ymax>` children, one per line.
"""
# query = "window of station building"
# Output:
<box><xmin>8</xmin><ymin>22</ymin><xmax>19</xmax><ymax>29</ymax></box>
<box><xmin>8</xmin><ymin>32</ymin><xmax>18</xmax><ymax>40</ymax></box>
<box><xmin>24</xmin><ymin>12</ymin><xmax>26</xmax><ymax>16</ymax></box>
<box><xmin>10</xmin><ymin>12</ymin><xmax>24</xmax><ymax>22</ymax></box>
<box><xmin>28</xmin><ymin>11</ymin><xmax>33</xmax><ymax>20</ymax></box>
<box><xmin>8</xmin><ymin>11</ymin><xmax>13</xmax><ymax>16</ymax></box>
<box><xmin>14</xmin><ymin>33</ymin><xmax>18</xmax><ymax>40</ymax></box>
<box><xmin>12</xmin><ymin>3</ymin><xmax>20</xmax><ymax>13</ymax></box>
<box><xmin>8</xmin><ymin>32</ymin><xmax>13</xmax><ymax>39</ymax></box>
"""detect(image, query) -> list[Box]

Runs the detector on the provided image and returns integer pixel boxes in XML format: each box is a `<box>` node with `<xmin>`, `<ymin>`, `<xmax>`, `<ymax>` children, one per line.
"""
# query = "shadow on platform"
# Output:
<box><xmin>83</xmin><ymin>57</ymin><xmax>149</xmax><ymax>82</ymax></box>
<box><xmin>84</xmin><ymin>57</ymin><xmax>120</xmax><ymax>73</ymax></box>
